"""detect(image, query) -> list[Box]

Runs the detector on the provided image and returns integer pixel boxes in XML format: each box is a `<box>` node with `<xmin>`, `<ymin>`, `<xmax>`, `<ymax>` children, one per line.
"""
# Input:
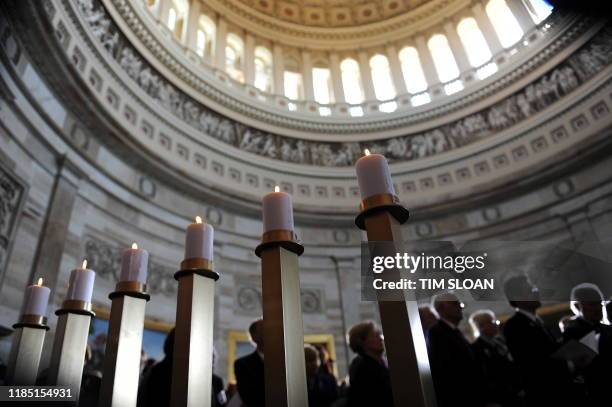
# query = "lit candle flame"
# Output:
<box><xmin>274</xmin><ymin>185</ymin><xmax>280</xmax><ymax>193</ymax></box>
<box><xmin>37</xmin><ymin>277</ymin><xmax>43</xmax><ymax>286</ymax></box>
<box><xmin>132</xmin><ymin>242</ymin><xmax>138</xmax><ymax>250</ymax></box>
<box><xmin>364</xmin><ymin>148</ymin><xmax>371</xmax><ymax>156</ymax></box>
<box><xmin>82</xmin><ymin>259</ymin><xmax>88</xmax><ymax>269</ymax></box>
<box><xmin>195</xmin><ymin>216</ymin><xmax>202</xmax><ymax>224</ymax></box>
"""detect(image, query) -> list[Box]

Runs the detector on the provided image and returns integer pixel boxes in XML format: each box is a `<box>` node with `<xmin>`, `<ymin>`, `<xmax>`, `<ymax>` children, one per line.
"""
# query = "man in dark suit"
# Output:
<box><xmin>563</xmin><ymin>283</ymin><xmax>612</xmax><ymax>406</ymax></box>
<box><xmin>427</xmin><ymin>293</ymin><xmax>490</xmax><ymax>407</ymax></box>
<box><xmin>469</xmin><ymin>310</ymin><xmax>523</xmax><ymax>407</ymax></box>
<box><xmin>234</xmin><ymin>319</ymin><xmax>265</xmax><ymax>407</ymax></box>
<box><xmin>502</xmin><ymin>275</ymin><xmax>578</xmax><ymax>407</ymax></box>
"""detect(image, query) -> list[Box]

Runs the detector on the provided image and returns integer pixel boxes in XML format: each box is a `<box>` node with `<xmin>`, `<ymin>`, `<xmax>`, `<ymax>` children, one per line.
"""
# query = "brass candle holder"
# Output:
<box><xmin>255</xmin><ymin>230</ymin><xmax>308</xmax><ymax>407</ymax></box>
<box><xmin>98</xmin><ymin>281</ymin><xmax>150</xmax><ymax>407</ymax></box>
<box><xmin>6</xmin><ymin>314</ymin><xmax>50</xmax><ymax>385</ymax></box>
<box><xmin>47</xmin><ymin>300</ymin><xmax>95</xmax><ymax>400</ymax></box>
<box><xmin>356</xmin><ymin>192</ymin><xmax>436</xmax><ymax>407</ymax></box>
<box><xmin>170</xmin><ymin>258</ymin><xmax>219</xmax><ymax>407</ymax></box>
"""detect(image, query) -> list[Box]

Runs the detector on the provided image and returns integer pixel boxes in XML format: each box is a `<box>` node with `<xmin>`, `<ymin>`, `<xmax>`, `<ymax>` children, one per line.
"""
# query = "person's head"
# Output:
<box><xmin>348</xmin><ymin>321</ymin><xmax>384</xmax><ymax>357</ymax></box>
<box><xmin>249</xmin><ymin>318</ymin><xmax>264</xmax><ymax>351</ymax></box>
<box><xmin>504</xmin><ymin>275</ymin><xmax>541</xmax><ymax>312</ymax></box>
<box><xmin>304</xmin><ymin>345</ymin><xmax>320</xmax><ymax>378</ymax></box>
<box><xmin>164</xmin><ymin>328</ymin><xmax>176</xmax><ymax>358</ymax></box>
<box><xmin>432</xmin><ymin>292</ymin><xmax>464</xmax><ymax>325</ymax></box>
<box><xmin>558</xmin><ymin>315</ymin><xmax>573</xmax><ymax>333</ymax></box>
<box><xmin>418</xmin><ymin>305</ymin><xmax>438</xmax><ymax>331</ymax></box>
<box><xmin>469</xmin><ymin>310</ymin><xmax>499</xmax><ymax>339</ymax></box>
<box><xmin>570</xmin><ymin>283</ymin><xmax>604</xmax><ymax>323</ymax></box>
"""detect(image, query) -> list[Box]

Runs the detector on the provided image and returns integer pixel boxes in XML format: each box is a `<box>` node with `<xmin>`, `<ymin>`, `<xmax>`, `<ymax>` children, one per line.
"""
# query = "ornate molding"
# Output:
<box><xmin>69</xmin><ymin>0</ymin><xmax>612</xmax><ymax>166</ymax></box>
<box><xmin>0</xmin><ymin>161</ymin><xmax>26</xmax><ymax>281</ymax></box>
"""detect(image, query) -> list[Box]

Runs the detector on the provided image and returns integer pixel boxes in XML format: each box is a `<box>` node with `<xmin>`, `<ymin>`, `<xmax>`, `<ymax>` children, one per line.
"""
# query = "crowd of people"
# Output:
<box><xmin>1</xmin><ymin>276</ymin><xmax>610</xmax><ymax>407</ymax></box>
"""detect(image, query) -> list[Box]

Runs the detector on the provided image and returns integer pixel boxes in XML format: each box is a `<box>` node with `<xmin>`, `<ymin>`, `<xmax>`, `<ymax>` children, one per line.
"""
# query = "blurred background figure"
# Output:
<box><xmin>563</xmin><ymin>283</ymin><xmax>612</xmax><ymax>406</ymax></box>
<box><xmin>233</xmin><ymin>318</ymin><xmax>265</xmax><ymax>407</ymax></box>
<box><xmin>78</xmin><ymin>345</ymin><xmax>102</xmax><ymax>407</ymax></box>
<box><xmin>418</xmin><ymin>305</ymin><xmax>438</xmax><ymax>339</ymax></box>
<box><xmin>428</xmin><ymin>293</ymin><xmax>490</xmax><ymax>407</ymax></box>
<box><xmin>502</xmin><ymin>275</ymin><xmax>579</xmax><ymax>407</ymax></box>
<box><xmin>558</xmin><ymin>315</ymin><xmax>573</xmax><ymax>333</ymax></box>
<box><xmin>304</xmin><ymin>344</ymin><xmax>337</xmax><ymax>407</ymax></box>
<box><xmin>346</xmin><ymin>321</ymin><xmax>392</xmax><ymax>407</ymax></box>
<box><xmin>469</xmin><ymin>310</ymin><xmax>523</xmax><ymax>407</ymax></box>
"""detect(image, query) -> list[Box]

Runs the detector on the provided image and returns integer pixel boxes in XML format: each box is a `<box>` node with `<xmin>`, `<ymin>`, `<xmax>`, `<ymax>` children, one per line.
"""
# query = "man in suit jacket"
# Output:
<box><xmin>469</xmin><ymin>310</ymin><xmax>523</xmax><ymax>407</ymax></box>
<box><xmin>502</xmin><ymin>275</ymin><xmax>578</xmax><ymax>407</ymax></box>
<box><xmin>427</xmin><ymin>293</ymin><xmax>489</xmax><ymax>407</ymax></box>
<box><xmin>563</xmin><ymin>283</ymin><xmax>612</xmax><ymax>406</ymax></box>
<box><xmin>234</xmin><ymin>319</ymin><xmax>265</xmax><ymax>407</ymax></box>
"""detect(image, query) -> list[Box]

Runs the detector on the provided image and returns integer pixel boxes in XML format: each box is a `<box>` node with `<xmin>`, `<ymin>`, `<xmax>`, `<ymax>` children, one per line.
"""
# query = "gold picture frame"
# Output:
<box><xmin>226</xmin><ymin>331</ymin><xmax>337</xmax><ymax>384</ymax></box>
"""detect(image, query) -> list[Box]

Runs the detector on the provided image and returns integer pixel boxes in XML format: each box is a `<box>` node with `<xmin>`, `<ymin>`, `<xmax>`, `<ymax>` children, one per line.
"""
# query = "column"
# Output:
<box><xmin>29</xmin><ymin>156</ymin><xmax>80</xmax><ymax>304</ymax></box>
<box><xmin>414</xmin><ymin>36</ymin><xmax>440</xmax><ymax>86</ymax></box>
<box><xmin>157</xmin><ymin>0</ymin><xmax>172</xmax><ymax>28</ymax></box>
<box><xmin>443</xmin><ymin>21</ymin><xmax>473</xmax><ymax>73</ymax></box>
<box><xmin>185</xmin><ymin>0</ymin><xmax>201</xmax><ymax>50</ymax></box>
<box><xmin>329</xmin><ymin>53</ymin><xmax>346</xmax><ymax>103</ymax></box>
<box><xmin>506</xmin><ymin>0</ymin><xmax>534</xmax><ymax>34</ymax></box>
<box><xmin>332</xmin><ymin>256</ymin><xmax>361</xmax><ymax>374</ymax></box>
<box><xmin>272</xmin><ymin>44</ymin><xmax>284</xmax><ymax>95</ymax></box>
<box><xmin>357</xmin><ymin>51</ymin><xmax>376</xmax><ymax>101</ymax></box>
<box><xmin>214</xmin><ymin>18</ymin><xmax>227</xmax><ymax>70</ymax></box>
<box><xmin>301</xmin><ymin>50</ymin><xmax>315</xmax><ymax>101</ymax></box>
<box><xmin>386</xmin><ymin>45</ymin><xmax>408</xmax><ymax>95</ymax></box>
<box><xmin>244</xmin><ymin>34</ymin><xmax>256</xmax><ymax>86</ymax></box>
<box><xmin>472</xmin><ymin>3</ymin><xmax>504</xmax><ymax>54</ymax></box>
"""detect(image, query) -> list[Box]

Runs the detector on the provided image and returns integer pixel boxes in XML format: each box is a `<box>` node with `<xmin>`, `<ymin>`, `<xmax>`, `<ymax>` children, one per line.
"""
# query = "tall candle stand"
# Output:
<box><xmin>255</xmin><ymin>230</ymin><xmax>309</xmax><ymax>407</ymax></box>
<box><xmin>98</xmin><ymin>281</ymin><xmax>150</xmax><ymax>407</ymax></box>
<box><xmin>47</xmin><ymin>300</ymin><xmax>95</xmax><ymax>399</ymax></box>
<box><xmin>355</xmin><ymin>193</ymin><xmax>437</xmax><ymax>407</ymax></box>
<box><xmin>6</xmin><ymin>314</ymin><xmax>49</xmax><ymax>385</ymax></box>
<box><xmin>170</xmin><ymin>258</ymin><xmax>219</xmax><ymax>407</ymax></box>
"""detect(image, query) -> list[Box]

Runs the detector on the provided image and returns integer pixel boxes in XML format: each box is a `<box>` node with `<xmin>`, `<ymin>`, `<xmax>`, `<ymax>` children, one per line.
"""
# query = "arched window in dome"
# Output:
<box><xmin>254</xmin><ymin>46</ymin><xmax>273</xmax><ymax>92</ymax></box>
<box><xmin>398</xmin><ymin>47</ymin><xmax>428</xmax><ymax>94</ymax></box>
<box><xmin>167</xmin><ymin>0</ymin><xmax>188</xmax><ymax>40</ymax></box>
<box><xmin>225</xmin><ymin>33</ymin><xmax>245</xmax><ymax>83</ymax></box>
<box><xmin>523</xmin><ymin>0</ymin><xmax>553</xmax><ymax>24</ymax></box>
<box><xmin>486</xmin><ymin>0</ymin><xmax>523</xmax><ymax>48</ymax></box>
<box><xmin>196</xmin><ymin>15</ymin><xmax>215</xmax><ymax>58</ymax></box>
<box><xmin>283</xmin><ymin>57</ymin><xmax>303</xmax><ymax>110</ymax></box>
<box><xmin>369</xmin><ymin>55</ymin><xmax>397</xmax><ymax>112</ymax></box>
<box><xmin>427</xmin><ymin>34</ymin><xmax>460</xmax><ymax>83</ymax></box>
<box><xmin>457</xmin><ymin>18</ymin><xmax>493</xmax><ymax>67</ymax></box>
<box><xmin>340</xmin><ymin>59</ymin><xmax>364</xmax><ymax>116</ymax></box>
<box><xmin>312</xmin><ymin>64</ymin><xmax>334</xmax><ymax>116</ymax></box>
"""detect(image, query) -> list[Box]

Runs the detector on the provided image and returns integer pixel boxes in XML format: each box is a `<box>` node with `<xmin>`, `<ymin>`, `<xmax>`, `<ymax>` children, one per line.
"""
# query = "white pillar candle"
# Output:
<box><xmin>23</xmin><ymin>278</ymin><xmax>50</xmax><ymax>316</ymax></box>
<box><xmin>119</xmin><ymin>243</ymin><xmax>149</xmax><ymax>283</ymax></box>
<box><xmin>262</xmin><ymin>186</ymin><xmax>294</xmax><ymax>232</ymax></box>
<box><xmin>66</xmin><ymin>260</ymin><xmax>96</xmax><ymax>302</ymax></box>
<box><xmin>184</xmin><ymin>216</ymin><xmax>214</xmax><ymax>261</ymax></box>
<box><xmin>355</xmin><ymin>149</ymin><xmax>395</xmax><ymax>200</ymax></box>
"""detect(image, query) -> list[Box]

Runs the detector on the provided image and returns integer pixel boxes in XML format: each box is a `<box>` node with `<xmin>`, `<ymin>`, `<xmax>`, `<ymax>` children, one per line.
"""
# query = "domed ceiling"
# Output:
<box><xmin>236</xmin><ymin>0</ymin><xmax>430</xmax><ymax>27</ymax></box>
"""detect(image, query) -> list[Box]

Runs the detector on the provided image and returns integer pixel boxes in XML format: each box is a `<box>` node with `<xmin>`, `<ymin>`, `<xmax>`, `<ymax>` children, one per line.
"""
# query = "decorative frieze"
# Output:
<box><xmin>74</xmin><ymin>0</ymin><xmax>612</xmax><ymax>167</ymax></box>
<box><xmin>0</xmin><ymin>163</ymin><xmax>26</xmax><ymax>280</ymax></box>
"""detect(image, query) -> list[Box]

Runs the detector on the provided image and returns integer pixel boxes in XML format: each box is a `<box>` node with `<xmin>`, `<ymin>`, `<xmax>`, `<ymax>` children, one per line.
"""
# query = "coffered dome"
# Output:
<box><xmin>233</xmin><ymin>0</ymin><xmax>430</xmax><ymax>27</ymax></box>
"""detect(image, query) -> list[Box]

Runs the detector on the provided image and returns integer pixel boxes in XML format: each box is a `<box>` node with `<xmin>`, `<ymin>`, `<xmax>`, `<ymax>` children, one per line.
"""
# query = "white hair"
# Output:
<box><xmin>431</xmin><ymin>292</ymin><xmax>460</xmax><ymax>312</ymax></box>
<box><xmin>570</xmin><ymin>283</ymin><xmax>604</xmax><ymax>316</ymax></box>
<box><xmin>468</xmin><ymin>310</ymin><xmax>495</xmax><ymax>337</ymax></box>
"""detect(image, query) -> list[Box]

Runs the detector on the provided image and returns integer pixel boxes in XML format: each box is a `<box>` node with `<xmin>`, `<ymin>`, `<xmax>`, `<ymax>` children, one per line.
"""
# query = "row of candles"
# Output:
<box><xmin>21</xmin><ymin>151</ymin><xmax>392</xmax><ymax>318</ymax></box>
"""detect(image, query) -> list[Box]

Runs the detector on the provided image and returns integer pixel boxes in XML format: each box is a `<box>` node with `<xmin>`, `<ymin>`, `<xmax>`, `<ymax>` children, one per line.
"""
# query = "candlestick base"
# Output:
<box><xmin>171</xmin><ymin>267</ymin><xmax>218</xmax><ymax>407</ymax></box>
<box><xmin>48</xmin><ymin>309</ymin><xmax>94</xmax><ymax>399</ymax></box>
<box><xmin>355</xmin><ymin>193</ymin><xmax>409</xmax><ymax>230</ymax></box>
<box><xmin>255</xmin><ymin>229</ymin><xmax>304</xmax><ymax>257</ymax></box>
<box><xmin>356</xmin><ymin>208</ymin><xmax>436</xmax><ymax>407</ymax></box>
<box><xmin>256</xmin><ymin>240</ymin><xmax>308</xmax><ymax>407</ymax></box>
<box><xmin>6</xmin><ymin>315</ymin><xmax>49</xmax><ymax>385</ymax></box>
<box><xmin>99</xmin><ymin>283</ymin><xmax>150</xmax><ymax>407</ymax></box>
